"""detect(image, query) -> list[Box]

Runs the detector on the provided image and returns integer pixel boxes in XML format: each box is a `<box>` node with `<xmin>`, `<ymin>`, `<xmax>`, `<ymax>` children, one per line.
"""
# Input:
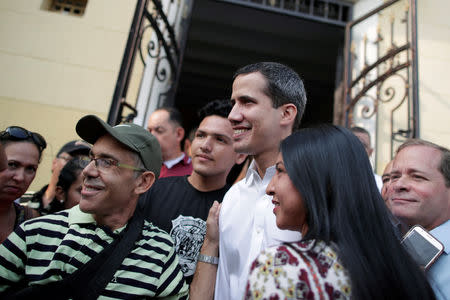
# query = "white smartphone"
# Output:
<box><xmin>401</xmin><ymin>225</ymin><xmax>444</xmax><ymax>270</ymax></box>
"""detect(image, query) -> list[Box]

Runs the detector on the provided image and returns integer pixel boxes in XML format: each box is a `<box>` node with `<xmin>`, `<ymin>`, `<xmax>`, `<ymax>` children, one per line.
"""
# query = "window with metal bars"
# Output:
<box><xmin>219</xmin><ymin>0</ymin><xmax>352</xmax><ymax>26</ymax></box>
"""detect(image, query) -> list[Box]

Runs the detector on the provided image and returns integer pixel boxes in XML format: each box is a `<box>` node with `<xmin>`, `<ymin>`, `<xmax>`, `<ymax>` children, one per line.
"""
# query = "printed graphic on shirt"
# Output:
<box><xmin>170</xmin><ymin>215</ymin><xmax>206</xmax><ymax>277</ymax></box>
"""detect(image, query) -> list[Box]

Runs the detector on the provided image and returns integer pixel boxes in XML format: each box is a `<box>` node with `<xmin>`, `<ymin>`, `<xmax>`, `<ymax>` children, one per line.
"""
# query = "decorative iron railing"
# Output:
<box><xmin>108</xmin><ymin>0</ymin><xmax>191</xmax><ymax>126</ymax></box>
<box><xmin>219</xmin><ymin>0</ymin><xmax>352</xmax><ymax>26</ymax></box>
<box><xmin>343</xmin><ymin>0</ymin><xmax>418</xmax><ymax>168</ymax></box>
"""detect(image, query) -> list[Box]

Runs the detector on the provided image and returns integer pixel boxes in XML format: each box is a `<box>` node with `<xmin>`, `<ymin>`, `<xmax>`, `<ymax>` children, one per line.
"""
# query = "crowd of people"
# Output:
<box><xmin>0</xmin><ymin>61</ymin><xmax>448</xmax><ymax>299</ymax></box>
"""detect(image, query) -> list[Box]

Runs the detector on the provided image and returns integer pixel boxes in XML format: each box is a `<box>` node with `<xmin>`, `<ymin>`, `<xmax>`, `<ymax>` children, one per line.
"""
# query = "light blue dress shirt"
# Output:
<box><xmin>428</xmin><ymin>220</ymin><xmax>450</xmax><ymax>300</ymax></box>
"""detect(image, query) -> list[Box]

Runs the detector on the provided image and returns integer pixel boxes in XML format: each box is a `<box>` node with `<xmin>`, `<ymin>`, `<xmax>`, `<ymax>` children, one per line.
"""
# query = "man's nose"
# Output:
<box><xmin>82</xmin><ymin>159</ymin><xmax>99</xmax><ymax>178</ymax></box>
<box><xmin>12</xmin><ymin>169</ymin><xmax>25</xmax><ymax>182</ymax></box>
<box><xmin>392</xmin><ymin>176</ymin><xmax>408</xmax><ymax>192</ymax></box>
<box><xmin>200</xmin><ymin>137</ymin><xmax>212</xmax><ymax>152</ymax></box>
<box><xmin>228</xmin><ymin>103</ymin><xmax>243</xmax><ymax>123</ymax></box>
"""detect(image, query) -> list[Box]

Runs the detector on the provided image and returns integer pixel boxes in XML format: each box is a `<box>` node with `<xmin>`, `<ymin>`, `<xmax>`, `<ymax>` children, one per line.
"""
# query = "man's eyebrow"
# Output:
<box><xmin>197</xmin><ymin>130</ymin><xmax>232</xmax><ymax>142</ymax></box>
<box><xmin>390</xmin><ymin>168</ymin><xmax>429</xmax><ymax>175</ymax></box>
<box><xmin>89</xmin><ymin>150</ymin><xmax>118</xmax><ymax>161</ymax></box>
<box><xmin>231</xmin><ymin>95</ymin><xmax>257</xmax><ymax>104</ymax></box>
<box><xmin>213</xmin><ymin>133</ymin><xmax>232</xmax><ymax>142</ymax></box>
<box><xmin>407</xmin><ymin>168</ymin><xmax>432</xmax><ymax>176</ymax></box>
<box><xmin>238</xmin><ymin>95</ymin><xmax>257</xmax><ymax>102</ymax></box>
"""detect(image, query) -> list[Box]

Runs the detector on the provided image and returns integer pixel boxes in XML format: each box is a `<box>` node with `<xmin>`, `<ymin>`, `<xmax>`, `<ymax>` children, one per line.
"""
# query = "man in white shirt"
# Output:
<box><xmin>191</xmin><ymin>62</ymin><xmax>307</xmax><ymax>299</ymax></box>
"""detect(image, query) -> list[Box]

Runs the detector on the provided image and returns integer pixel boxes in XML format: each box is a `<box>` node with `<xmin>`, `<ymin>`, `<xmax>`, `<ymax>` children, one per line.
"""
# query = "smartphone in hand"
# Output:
<box><xmin>401</xmin><ymin>225</ymin><xmax>444</xmax><ymax>270</ymax></box>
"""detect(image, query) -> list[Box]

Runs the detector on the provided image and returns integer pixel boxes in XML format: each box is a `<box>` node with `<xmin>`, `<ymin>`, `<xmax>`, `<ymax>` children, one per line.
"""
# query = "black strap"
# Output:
<box><xmin>71</xmin><ymin>208</ymin><xmax>144</xmax><ymax>300</ymax></box>
<box><xmin>3</xmin><ymin>207</ymin><xmax>144</xmax><ymax>300</ymax></box>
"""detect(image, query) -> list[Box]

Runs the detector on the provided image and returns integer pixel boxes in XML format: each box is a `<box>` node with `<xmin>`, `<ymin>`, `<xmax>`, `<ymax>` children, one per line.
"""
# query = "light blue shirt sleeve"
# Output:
<box><xmin>428</xmin><ymin>220</ymin><xmax>450</xmax><ymax>300</ymax></box>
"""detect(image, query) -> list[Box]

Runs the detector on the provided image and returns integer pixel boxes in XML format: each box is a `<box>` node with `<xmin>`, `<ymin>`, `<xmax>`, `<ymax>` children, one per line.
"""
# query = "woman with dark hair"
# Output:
<box><xmin>245</xmin><ymin>125</ymin><xmax>435</xmax><ymax>299</ymax></box>
<box><xmin>0</xmin><ymin>126</ymin><xmax>46</xmax><ymax>243</ymax></box>
<box><xmin>54</xmin><ymin>157</ymin><xmax>88</xmax><ymax>211</ymax></box>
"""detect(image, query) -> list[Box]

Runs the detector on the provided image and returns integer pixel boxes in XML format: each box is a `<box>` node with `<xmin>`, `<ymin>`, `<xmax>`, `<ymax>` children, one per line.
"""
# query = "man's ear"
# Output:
<box><xmin>176</xmin><ymin>126</ymin><xmax>185</xmax><ymax>143</ymax></box>
<box><xmin>280</xmin><ymin>103</ymin><xmax>297</xmax><ymax>126</ymax></box>
<box><xmin>184</xmin><ymin>138</ymin><xmax>192</xmax><ymax>157</ymax></box>
<box><xmin>134</xmin><ymin>171</ymin><xmax>156</xmax><ymax>194</ymax></box>
<box><xmin>235</xmin><ymin>153</ymin><xmax>247</xmax><ymax>165</ymax></box>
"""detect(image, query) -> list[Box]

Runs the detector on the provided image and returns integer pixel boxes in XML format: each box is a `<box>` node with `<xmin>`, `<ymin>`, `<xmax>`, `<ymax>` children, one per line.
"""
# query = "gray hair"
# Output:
<box><xmin>131</xmin><ymin>151</ymin><xmax>147</xmax><ymax>178</ymax></box>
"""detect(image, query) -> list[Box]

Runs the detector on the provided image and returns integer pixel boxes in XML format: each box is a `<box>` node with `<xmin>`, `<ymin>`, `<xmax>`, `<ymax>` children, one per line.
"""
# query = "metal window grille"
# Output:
<box><xmin>218</xmin><ymin>0</ymin><xmax>352</xmax><ymax>27</ymax></box>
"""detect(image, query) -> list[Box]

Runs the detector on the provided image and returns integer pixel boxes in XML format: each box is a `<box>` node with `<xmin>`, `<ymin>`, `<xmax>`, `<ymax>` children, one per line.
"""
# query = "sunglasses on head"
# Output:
<box><xmin>0</xmin><ymin>126</ymin><xmax>47</xmax><ymax>152</ymax></box>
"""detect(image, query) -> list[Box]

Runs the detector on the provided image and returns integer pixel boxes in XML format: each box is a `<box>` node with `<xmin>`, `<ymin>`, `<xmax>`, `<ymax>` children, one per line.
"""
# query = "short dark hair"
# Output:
<box><xmin>158</xmin><ymin>106</ymin><xmax>183</xmax><ymax>128</ymax></box>
<box><xmin>397</xmin><ymin>138</ymin><xmax>450</xmax><ymax>187</ymax></box>
<box><xmin>280</xmin><ymin>125</ymin><xmax>435</xmax><ymax>299</ymax></box>
<box><xmin>57</xmin><ymin>157</ymin><xmax>86</xmax><ymax>192</ymax></box>
<box><xmin>233</xmin><ymin>62</ymin><xmax>307</xmax><ymax>130</ymax></box>
<box><xmin>186</xmin><ymin>127</ymin><xmax>197</xmax><ymax>143</ymax></box>
<box><xmin>198</xmin><ymin>99</ymin><xmax>232</xmax><ymax>120</ymax></box>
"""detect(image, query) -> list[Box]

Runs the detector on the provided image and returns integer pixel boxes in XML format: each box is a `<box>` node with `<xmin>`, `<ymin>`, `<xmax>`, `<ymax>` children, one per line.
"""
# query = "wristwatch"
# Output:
<box><xmin>197</xmin><ymin>253</ymin><xmax>219</xmax><ymax>265</ymax></box>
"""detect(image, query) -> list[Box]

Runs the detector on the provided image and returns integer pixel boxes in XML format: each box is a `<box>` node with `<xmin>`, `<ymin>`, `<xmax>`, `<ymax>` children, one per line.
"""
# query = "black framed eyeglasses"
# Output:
<box><xmin>81</xmin><ymin>156</ymin><xmax>147</xmax><ymax>173</ymax></box>
<box><xmin>0</xmin><ymin>126</ymin><xmax>47</xmax><ymax>153</ymax></box>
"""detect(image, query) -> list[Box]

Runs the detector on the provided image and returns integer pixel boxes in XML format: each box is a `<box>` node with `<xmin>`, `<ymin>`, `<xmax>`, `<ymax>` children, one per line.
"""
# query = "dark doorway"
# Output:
<box><xmin>174</xmin><ymin>0</ymin><xmax>345</xmax><ymax>131</ymax></box>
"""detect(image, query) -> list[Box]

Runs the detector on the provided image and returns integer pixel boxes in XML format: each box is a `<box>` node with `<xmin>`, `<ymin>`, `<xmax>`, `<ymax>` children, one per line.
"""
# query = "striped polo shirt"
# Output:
<box><xmin>0</xmin><ymin>205</ymin><xmax>188</xmax><ymax>299</ymax></box>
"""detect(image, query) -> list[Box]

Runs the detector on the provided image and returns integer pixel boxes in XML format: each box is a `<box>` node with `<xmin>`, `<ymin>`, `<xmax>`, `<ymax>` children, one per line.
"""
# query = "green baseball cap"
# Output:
<box><xmin>75</xmin><ymin>115</ymin><xmax>162</xmax><ymax>177</ymax></box>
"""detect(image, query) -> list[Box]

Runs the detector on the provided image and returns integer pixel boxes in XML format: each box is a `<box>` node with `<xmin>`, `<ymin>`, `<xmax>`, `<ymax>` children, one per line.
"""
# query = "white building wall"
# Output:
<box><xmin>0</xmin><ymin>0</ymin><xmax>136</xmax><ymax>190</ymax></box>
<box><xmin>417</xmin><ymin>0</ymin><xmax>450</xmax><ymax>148</ymax></box>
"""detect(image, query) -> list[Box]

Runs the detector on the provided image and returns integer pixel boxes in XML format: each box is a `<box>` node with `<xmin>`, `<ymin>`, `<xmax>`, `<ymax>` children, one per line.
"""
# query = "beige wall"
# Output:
<box><xmin>0</xmin><ymin>0</ymin><xmax>136</xmax><ymax>190</ymax></box>
<box><xmin>417</xmin><ymin>0</ymin><xmax>450</xmax><ymax>148</ymax></box>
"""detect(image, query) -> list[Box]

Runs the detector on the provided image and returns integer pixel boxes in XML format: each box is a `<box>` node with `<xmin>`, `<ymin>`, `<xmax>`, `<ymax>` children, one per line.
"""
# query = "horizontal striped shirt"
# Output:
<box><xmin>0</xmin><ymin>205</ymin><xmax>188</xmax><ymax>299</ymax></box>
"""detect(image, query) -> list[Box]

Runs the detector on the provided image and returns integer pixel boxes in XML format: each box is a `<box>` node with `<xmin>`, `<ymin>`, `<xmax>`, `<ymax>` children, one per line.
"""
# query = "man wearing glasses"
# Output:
<box><xmin>0</xmin><ymin>115</ymin><xmax>188</xmax><ymax>299</ymax></box>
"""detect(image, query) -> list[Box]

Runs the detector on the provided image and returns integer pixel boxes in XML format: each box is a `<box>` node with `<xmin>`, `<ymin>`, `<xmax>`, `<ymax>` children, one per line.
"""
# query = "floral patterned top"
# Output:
<box><xmin>244</xmin><ymin>240</ymin><xmax>351</xmax><ymax>300</ymax></box>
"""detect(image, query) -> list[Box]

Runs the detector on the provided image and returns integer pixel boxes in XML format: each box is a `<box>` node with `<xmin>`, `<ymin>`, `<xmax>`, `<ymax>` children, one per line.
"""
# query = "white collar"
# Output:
<box><xmin>163</xmin><ymin>153</ymin><xmax>185</xmax><ymax>169</ymax></box>
<box><xmin>244</xmin><ymin>160</ymin><xmax>276</xmax><ymax>186</ymax></box>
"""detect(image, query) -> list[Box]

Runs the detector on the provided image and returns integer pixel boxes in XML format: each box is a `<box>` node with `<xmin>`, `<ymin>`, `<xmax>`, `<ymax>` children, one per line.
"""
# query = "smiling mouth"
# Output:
<box><xmin>391</xmin><ymin>197</ymin><xmax>416</xmax><ymax>204</ymax></box>
<box><xmin>272</xmin><ymin>199</ymin><xmax>280</xmax><ymax>215</ymax></box>
<box><xmin>234</xmin><ymin>129</ymin><xmax>248</xmax><ymax>134</ymax></box>
<box><xmin>82</xmin><ymin>182</ymin><xmax>104</xmax><ymax>195</ymax></box>
<box><xmin>81</xmin><ymin>187</ymin><xmax>102</xmax><ymax>200</ymax></box>
<box><xmin>83</xmin><ymin>186</ymin><xmax>101</xmax><ymax>192</ymax></box>
<box><xmin>233</xmin><ymin>128</ymin><xmax>251</xmax><ymax>139</ymax></box>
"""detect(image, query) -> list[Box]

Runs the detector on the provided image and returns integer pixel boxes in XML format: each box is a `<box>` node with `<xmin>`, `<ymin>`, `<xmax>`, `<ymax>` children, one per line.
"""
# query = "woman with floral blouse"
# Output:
<box><xmin>245</xmin><ymin>125</ymin><xmax>435</xmax><ymax>300</ymax></box>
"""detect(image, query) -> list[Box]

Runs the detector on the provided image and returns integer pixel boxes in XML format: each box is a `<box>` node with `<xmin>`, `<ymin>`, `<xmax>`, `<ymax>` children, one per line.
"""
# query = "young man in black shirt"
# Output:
<box><xmin>142</xmin><ymin>100</ymin><xmax>246</xmax><ymax>283</ymax></box>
